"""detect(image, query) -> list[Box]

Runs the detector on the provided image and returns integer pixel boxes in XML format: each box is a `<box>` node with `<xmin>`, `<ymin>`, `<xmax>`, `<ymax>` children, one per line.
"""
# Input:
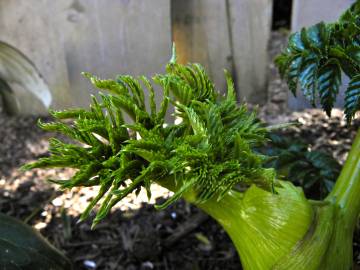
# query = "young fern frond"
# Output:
<box><xmin>275</xmin><ymin>1</ymin><xmax>360</xmax><ymax>122</ymax></box>
<box><xmin>23</xmin><ymin>53</ymin><xmax>274</xmax><ymax>227</ymax></box>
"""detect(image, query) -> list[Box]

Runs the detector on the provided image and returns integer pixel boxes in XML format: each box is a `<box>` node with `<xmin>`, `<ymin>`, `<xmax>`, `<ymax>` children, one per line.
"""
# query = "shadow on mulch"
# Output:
<box><xmin>51</xmin><ymin>201</ymin><xmax>240</xmax><ymax>270</ymax></box>
<box><xmin>0</xmin><ymin>115</ymin><xmax>52</xmax><ymax>177</ymax></box>
<box><xmin>2</xmin><ymin>184</ymin><xmax>241</xmax><ymax>270</ymax></box>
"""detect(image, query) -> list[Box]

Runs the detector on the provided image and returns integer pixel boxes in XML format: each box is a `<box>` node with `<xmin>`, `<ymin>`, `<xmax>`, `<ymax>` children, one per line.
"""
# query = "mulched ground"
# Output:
<box><xmin>0</xmin><ymin>32</ymin><xmax>359</xmax><ymax>269</ymax></box>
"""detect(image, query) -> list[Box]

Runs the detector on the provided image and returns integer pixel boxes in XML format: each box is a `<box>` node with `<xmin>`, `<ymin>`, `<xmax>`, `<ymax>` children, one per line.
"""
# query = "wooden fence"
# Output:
<box><xmin>0</xmin><ymin>0</ymin><xmax>171</xmax><ymax>114</ymax></box>
<box><xmin>172</xmin><ymin>0</ymin><xmax>272</xmax><ymax>103</ymax></box>
<box><xmin>0</xmin><ymin>0</ymin><xmax>272</xmax><ymax>115</ymax></box>
<box><xmin>0</xmin><ymin>0</ymin><xmax>355</xmax><ymax>114</ymax></box>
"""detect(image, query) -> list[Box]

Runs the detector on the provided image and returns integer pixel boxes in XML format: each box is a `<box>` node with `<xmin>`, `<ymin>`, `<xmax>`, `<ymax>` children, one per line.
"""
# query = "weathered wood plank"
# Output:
<box><xmin>228</xmin><ymin>0</ymin><xmax>273</xmax><ymax>104</ymax></box>
<box><xmin>0</xmin><ymin>0</ymin><xmax>72</xmax><ymax>114</ymax></box>
<box><xmin>0</xmin><ymin>0</ymin><xmax>171</xmax><ymax>114</ymax></box>
<box><xmin>172</xmin><ymin>0</ymin><xmax>272</xmax><ymax>104</ymax></box>
<box><xmin>55</xmin><ymin>0</ymin><xmax>172</xmax><ymax>108</ymax></box>
<box><xmin>289</xmin><ymin>0</ymin><xmax>355</xmax><ymax>110</ymax></box>
<box><xmin>172</xmin><ymin>0</ymin><xmax>232</xmax><ymax>94</ymax></box>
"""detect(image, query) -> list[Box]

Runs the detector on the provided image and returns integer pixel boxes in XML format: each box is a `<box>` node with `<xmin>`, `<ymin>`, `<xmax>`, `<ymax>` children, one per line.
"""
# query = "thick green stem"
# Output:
<box><xmin>157</xmin><ymin>179</ymin><xmax>317</xmax><ymax>269</ymax></box>
<box><xmin>195</xmin><ymin>183</ymin><xmax>316</xmax><ymax>270</ymax></box>
<box><xmin>321</xmin><ymin>128</ymin><xmax>360</xmax><ymax>269</ymax></box>
<box><xmin>156</xmin><ymin>130</ymin><xmax>360</xmax><ymax>269</ymax></box>
<box><xmin>326</xmin><ymin>128</ymin><xmax>360</xmax><ymax>228</ymax></box>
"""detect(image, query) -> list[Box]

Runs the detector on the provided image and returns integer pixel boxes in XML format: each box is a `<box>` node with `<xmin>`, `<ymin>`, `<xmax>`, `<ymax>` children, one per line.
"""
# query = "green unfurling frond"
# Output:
<box><xmin>23</xmin><ymin>58</ymin><xmax>273</xmax><ymax>226</ymax></box>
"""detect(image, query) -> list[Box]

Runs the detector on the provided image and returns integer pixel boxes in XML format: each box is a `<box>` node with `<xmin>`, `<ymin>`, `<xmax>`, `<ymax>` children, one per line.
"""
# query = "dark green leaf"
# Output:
<box><xmin>298</xmin><ymin>53</ymin><xmax>319</xmax><ymax>105</ymax></box>
<box><xmin>317</xmin><ymin>59</ymin><xmax>342</xmax><ymax>116</ymax></box>
<box><xmin>345</xmin><ymin>74</ymin><xmax>360</xmax><ymax>122</ymax></box>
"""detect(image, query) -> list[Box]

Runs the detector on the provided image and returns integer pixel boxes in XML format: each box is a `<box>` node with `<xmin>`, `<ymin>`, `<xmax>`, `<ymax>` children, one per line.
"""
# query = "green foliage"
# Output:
<box><xmin>262</xmin><ymin>133</ymin><xmax>341</xmax><ymax>199</ymax></box>
<box><xmin>23</xmin><ymin>51</ymin><xmax>275</xmax><ymax>227</ymax></box>
<box><xmin>275</xmin><ymin>1</ymin><xmax>360</xmax><ymax>122</ymax></box>
<box><xmin>0</xmin><ymin>213</ymin><xmax>72</xmax><ymax>269</ymax></box>
<box><xmin>345</xmin><ymin>74</ymin><xmax>360</xmax><ymax>120</ymax></box>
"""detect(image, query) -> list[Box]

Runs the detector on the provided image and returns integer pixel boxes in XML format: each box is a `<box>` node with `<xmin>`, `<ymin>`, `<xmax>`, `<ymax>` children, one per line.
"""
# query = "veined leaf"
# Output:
<box><xmin>276</xmin><ymin>5</ymin><xmax>360</xmax><ymax>121</ymax></box>
<box><xmin>317</xmin><ymin>59</ymin><xmax>342</xmax><ymax>116</ymax></box>
<box><xmin>303</xmin><ymin>23</ymin><xmax>329</xmax><ymax>52</ymax></box>
<box><xmin>345</xmin><ymin>74</ymin><xmax>360</xmax><ymax>123</ymax></box>
<box><xmin>298</xmin><ymin>53</ymin><xmax>319</xmax><ymax>105</ymax></box>
<box><xmin>286</xmin><ymin>54</ymin><xmax>303</xmax><ymax>96</ymax></box>
<box><xmin>329</xmin><ymin>46</ymin><xmax>359</xmax><ymax>77</ymax></box>
<box><xmin>288</xmin><ymin>32</ymin><xmax>305</xmax><ymax>53</ymax></box>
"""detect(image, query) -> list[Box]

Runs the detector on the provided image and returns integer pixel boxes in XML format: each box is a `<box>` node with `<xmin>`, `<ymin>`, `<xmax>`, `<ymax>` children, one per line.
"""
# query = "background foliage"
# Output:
<box><xmin>275</xmin><ymin>1</ymin><xmax>360</xmax><ymax>122</ymax></box>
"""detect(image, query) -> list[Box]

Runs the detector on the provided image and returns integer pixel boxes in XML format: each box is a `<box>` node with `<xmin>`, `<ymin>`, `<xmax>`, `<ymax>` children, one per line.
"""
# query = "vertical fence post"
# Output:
<box><xmin>172</xmin><ymin>0</ymin><xmax>233</xmax><ymax>94</ymax></box>
<box><xmin>172</xmin><ymin>0</ymin><xmax>272</xmax><ymax>103</ymax></box>
<box><xmin>227</xmin><ymin>0</ymin><xmax>273</xmax><ymax>104</ymax></box>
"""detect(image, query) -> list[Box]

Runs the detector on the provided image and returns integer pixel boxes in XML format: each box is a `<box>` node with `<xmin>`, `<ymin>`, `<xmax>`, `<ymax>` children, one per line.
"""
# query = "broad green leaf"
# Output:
<box><xmin>0</xmin><ymin>213</ymin><xmax>71</xmax><ymax>269</ymax></box>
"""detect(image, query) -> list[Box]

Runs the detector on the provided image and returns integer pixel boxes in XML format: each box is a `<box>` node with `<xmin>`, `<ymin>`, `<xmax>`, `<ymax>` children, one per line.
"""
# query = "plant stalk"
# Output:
<box><xmin>192</xmin><ymin>183</ymin><xmax>315</xmax><ymax>270</ymax></box>
<box><xmin>326</xmin><ymin>128</ymin><xmax>360</xmax><ymax>228</ymax></box>
<box><xmin>321</xmin><ymin>128</ymin><xmax>360</xmax><ymax>269</ymax></box>
<box><xmin>156</xmin><ymin>129</ymin><xmax>360</xmax><ymax>270</ymax></box>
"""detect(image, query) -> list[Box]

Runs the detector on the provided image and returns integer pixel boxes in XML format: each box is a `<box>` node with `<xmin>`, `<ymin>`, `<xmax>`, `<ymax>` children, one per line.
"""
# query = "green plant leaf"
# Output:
<box><xmin>288</xmin><ymin>32</ymin><xmax>305</xmax><ymax>53</ymax></box>
<box><xmin>298</xmin><ymin>53</ymin><xmax>319</xmax><ymax>105</ymax></box>
<box><xmin>345</xmin><ymin>74</ymin><xmax>360</xmax><ymax>122</ymax></box>
<box><xmin>317</xmin><ymin>59</ymin><xmax>342</xmax><ymax>116</ymax></box>
<box><xmin>276</xmin><ymin>3</ymin><xmax>360</xmax><ymax>121</ymax></box>
<box><xmin>287</xmin><ymin>54</ymin><xmax>303</xmax><ymax>96</ymax></box>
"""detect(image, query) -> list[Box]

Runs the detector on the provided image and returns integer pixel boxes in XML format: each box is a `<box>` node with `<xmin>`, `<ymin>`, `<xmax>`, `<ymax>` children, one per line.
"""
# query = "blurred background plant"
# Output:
<box><xmin>262</xmin><ymin>132</ymin><xmax>341</xmax><ymax>199</ymax></box>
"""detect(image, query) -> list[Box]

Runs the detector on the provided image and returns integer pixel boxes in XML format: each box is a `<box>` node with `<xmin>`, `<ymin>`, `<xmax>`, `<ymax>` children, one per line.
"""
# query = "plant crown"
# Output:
<box><xmin>23</xmin><ymin>48</ymin><xmax>276</xmax><ymax>227</ymax></box>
